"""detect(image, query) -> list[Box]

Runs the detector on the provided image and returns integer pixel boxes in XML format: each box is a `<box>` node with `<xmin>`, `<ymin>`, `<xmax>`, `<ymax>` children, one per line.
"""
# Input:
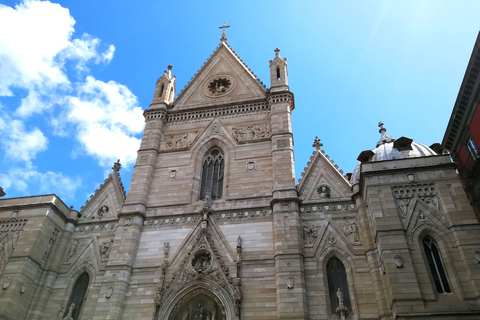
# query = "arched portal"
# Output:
<box><xmin>170</xmin><ymin>290</ymin><xmax>224</xmax><ymax>320</ymax></box>
<box><xmin>157</xmin><ymin>281</ymin><xmax>236</xmax><ymax>320</ymax></box>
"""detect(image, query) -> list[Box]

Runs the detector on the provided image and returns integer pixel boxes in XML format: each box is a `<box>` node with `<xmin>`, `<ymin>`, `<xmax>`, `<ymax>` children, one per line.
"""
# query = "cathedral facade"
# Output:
<box><xmin>1</xmin><ymin>37</ymin><xmax>480</xmax><ymax>320</ymax></box>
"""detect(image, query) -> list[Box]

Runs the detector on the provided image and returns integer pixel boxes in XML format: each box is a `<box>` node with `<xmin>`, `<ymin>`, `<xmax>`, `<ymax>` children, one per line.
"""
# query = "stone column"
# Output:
<box><xmin>92</xmin><ymin>108</ymin><xmax>166</xmax><ymax>318</ymax></box>
<box><xmin>362</xmin><ymin>182</ymin><xmax>424</xmax><ymax>317</ymax></box>
<box><xmin>352</xmin><ymin>187</ymin><xmax>391</xmax><ymax>319</ymax></box>
<box><xmin>270</xmin><ymin>92</ymin><xmax>308</xmax><ymax>319</ymax></box>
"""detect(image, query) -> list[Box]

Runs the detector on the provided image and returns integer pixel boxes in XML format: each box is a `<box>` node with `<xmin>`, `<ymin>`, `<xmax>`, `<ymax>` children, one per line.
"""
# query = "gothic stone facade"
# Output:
<box><xmin>1</xmin><ymin>41</ymin><xmax>480</xmax><ymax>320</ymax></box>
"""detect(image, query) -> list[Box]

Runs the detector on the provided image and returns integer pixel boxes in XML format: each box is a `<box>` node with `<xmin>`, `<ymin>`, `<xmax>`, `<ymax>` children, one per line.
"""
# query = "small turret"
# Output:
<box><xmin>151</xmin><ymin>64</ymin><xmax>176</xmax><ymax>109</ymax></box>
<box><xmin>269</xmin><ymin>48</ymin><xmax>288</xmax><ymax>92</ymax></box>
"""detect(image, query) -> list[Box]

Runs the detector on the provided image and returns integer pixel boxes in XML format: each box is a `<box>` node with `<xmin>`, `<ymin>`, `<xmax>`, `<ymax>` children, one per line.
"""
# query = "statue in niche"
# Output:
<box><xmin>337</xmin><ymin>288</ymin><xmax>344</xmax><ymax>306</ymax></box>
<box><xmin>62</xmin><ymin>303</ymin><xmax>75</xmax><ymax>320</ymax></box>
<box><xmin>12</xmin><ymin>231</ymin><xmax>20</xmax><ymax>248</ymax></box>
<box><xmin>194</xmin><ymin>303</ymin><xmax>204</xmax><ymax>320</ymax></box>
<box><xmin>181</xmin><ymin>307</ymin><xmax>189</xmax><ymax>320</ymax></box>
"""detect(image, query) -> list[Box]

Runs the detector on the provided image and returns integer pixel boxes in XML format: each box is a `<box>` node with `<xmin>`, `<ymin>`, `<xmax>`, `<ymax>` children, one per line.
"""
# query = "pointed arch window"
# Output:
<box><xmin>63</xmin><ymin>272</ymin><xmax>89</xmax><ymax>320</ymax></box>
<box><xmin>423</xmin><ymin>237</ymin><xmax>451</xmax><ymax>293</ymax></box>
<box><xmin>199</xmin><ymin>148</ymin><xmax>224</xmax><ymax>200</ymax></box>
<box><xmin>326</xmin><ymin>257</ymin><xmax>351</xmax><ymax>313</ymax></box>
<box><xmin>160</xmin><ymin>84</ymin><xmax>164</xmax><ymax>97</ymax></box>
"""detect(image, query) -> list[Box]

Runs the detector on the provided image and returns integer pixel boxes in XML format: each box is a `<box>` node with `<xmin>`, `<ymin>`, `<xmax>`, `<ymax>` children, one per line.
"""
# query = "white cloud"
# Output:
<box><xmin>0</xmin><ymin>0</ymin><xmax>116</xmax><ymax>116</ymax></box>
<box><xmin>102</xmin><ymin>45</ymin><xmax>115</xmax><ymax>63</ymax></box>
<box><xmin>0</xmin><ymin>1</ymin><xmax>141</xmax><ymax>206</ymax></box>
<box><xmin>0</xmin><ymin>167</ymin><xmax>81</xmax><ymax>200</ymax></box>
<box><xmin>0</xmin><ymin>1</ymin><xmax>73</xmax><ymax>94</ymax></box>
<box><xmin>0</xmin><ymin>115</ymin><xmax>48</xmax><ymax>165</ymax></box>
<box><xmin>64</xmin><ymin>76</ymin><xmax>144</xmax><ymax>167</ymax></box>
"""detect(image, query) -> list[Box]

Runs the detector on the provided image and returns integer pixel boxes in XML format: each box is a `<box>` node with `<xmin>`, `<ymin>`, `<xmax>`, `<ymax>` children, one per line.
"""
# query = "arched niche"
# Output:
<box><xmin>170</xmin><ymin>290</ymin><xmax>224</xmax><ymax>320</ymax></box>
<box><xmin>157</xmin><ymin>280</ymin><xmax>236</xmax><ymax>320</ymax></box>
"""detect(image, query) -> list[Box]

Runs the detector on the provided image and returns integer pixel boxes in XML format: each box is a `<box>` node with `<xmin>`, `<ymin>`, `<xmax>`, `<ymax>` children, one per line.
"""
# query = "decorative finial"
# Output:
<box><xmin>378</xmin><ymin>121</ymin><xmax>385</xmax><ymax>132</ymax></box>
<box><xmin>112</xmin><ymin>159</ymin><xmax>121</xmax><ymax>172</ymax></box>
<box><xmin>376</xmin><ymin>121</ymin><xmax>394</xmax><ymax>147</ymax></box>
<box><xmin>313</xmin><ymin>136</ymin><xmax>323</xmax><ymax>151</ymax></box>
<box><xmin>0</xmin><ymin>187</ymin><xmax>5</xmax><ymax>197</ymax></box>
<box><xmin>167</xmin><ymin>64</ymin><xmax>173</xmax><ymax>70</ymax></box>
<box><xmin>219</xmin><ymin>22</ymin><xmax>230</xmax><ymax>41</ymax></box>
<box><xmin>274</xmin><ymin>48</ymin><xmax>280</xmax><ymax>55</ymax></box>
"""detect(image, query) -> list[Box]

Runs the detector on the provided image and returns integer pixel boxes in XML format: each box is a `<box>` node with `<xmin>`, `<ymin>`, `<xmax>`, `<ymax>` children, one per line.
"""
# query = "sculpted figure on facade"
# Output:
<box><xmin>65</xmin><ymin>240</ymin><xmax>85</xmax><ymax>264</ymax></box>
<box><xmin>43</xmin><ymin>229</ymin><xmax>59</xmax><ymax>261</ymax></box>
<box><xmin>194</xmin><ymin>303</ymin><xmax>204</xmax><ymax>320</ymax></box>
<box><xmin>303</xmin><ymin>224</ymin><xmax>318</xmax><ymax>247</ymax></box>
<box><xmin>192</xmin><ymin>250</ymin><xmax>212</xmax><ymax>272</ymax></box>
<box><xmin>62</xmin><ymin>303</ymin><xmax>75</xmax><ymax>320</ymax></box>
<box><xmin>231</xmin><ymin>122</ymin><xmax>271</xmax><ymax>142</ymax></box>
<box><xmin>181</xmin><ymin>307</ymin><xmax>189</xmax><ymax>320</ymax></box>
<box><xmin>100</xmin><ymin>239</ymin><xmax>113</xmax><ymax>261</ymax></box>
<box><xmin>342</xmin><ymin>218</ymin><xmax>360</xmax><ymax>243</ymax></box>
<box><xmin>162</xmin><ymin>131</ymin><xmax>198</xmax><ymax>151</ymax></box>
<box><xmin>316</xmin><ymin>184</ymin><xmax>331</xmax><ymax>198</ymax></box>
<box><xmin>96</xmin><ymin>205</ymin><xmax>109</xmax><ymax>218</ymax></box>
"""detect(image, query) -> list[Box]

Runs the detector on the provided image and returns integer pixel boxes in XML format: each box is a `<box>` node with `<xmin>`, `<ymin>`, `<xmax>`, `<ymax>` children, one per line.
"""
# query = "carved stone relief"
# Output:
<box><xmin>277</xmin><ymin>139</ymin><xmax>288</xmax><ymax>148</ymax></box>
<box><xmin>192</xmin><ymin>248</ymin><xmax>212</xmax><ymax>273</ymax></box>
<box><xmin>231</xmin><ymin>122</ymin><xmax>271</xmax><ymax>142</ymax></box>
<box><xmin>300</xmin><ymin>203</ymin><xmax>355</xmax><ymax>213</ymax></box>
<box><xmin>392</xmin><ymin>183</ymin><xmax>439</xmax><ymax>219</ymax></box>
<box><xmin>327</xmin><ymin>235</ymin><xmax>337</xmax><ymax>246</ymax></box>
<box><xmin>303</xmin><ymin>224</ymin><xmax>319</xmax><ymax>247</ymax></box>
<box><xmin>316</xmin><ymin>184</ymin><xmax>332</xmax><ymax>198</ymax></box>
<box><xmin>161</xmin><ymin>131</ymin><xmax>199</xmax><ymax>151</ymax></box>
<box><xmin>341</xmin><ymin>218</ymin><xmax>360</xmax><ymax>244</ymax></box>
<box><xmin>210</xmin><ymin>124</ymin><xmax>224</xmax><ymax>136</ymax></box>
<box><xmin>139</xmin><ymin>154</ymin><xmax>149</xmax><ymax>163</ymax></box>
<box><xmin>43</xmin><ymin>228</ymin><xmax>60</xmax><ymax>261</ymax></box>
<box><xmin>169</xmin><ymin>289</ymin><xmax>226</xmax><ymax>320</ymax></box>
<box><xmin>99</xmin><ymin>238</ymin><xmax>113</xmax><ymax>262</ymax></box>
<box><xmin>64</xmin><ymin>240</ymin><xmax>87</xmax><ymax>264</ymax></box>
<box><xmin>75</xmin><ymin>222</ymin><xmax>117</xmax><ymax>232</ymax></box>
<box><xmin>96</xmin><ymin>205</ymin><xmax>109</xmax><ymax>219</ymax></box>
<box><xmin>246</xmin><ymin>161</ymin><xmax>255</xmax><ymax>172</ymax></box>
<box><xmin>208</xmin><ymin>77</ymin><xmax>231</xmax><ymax>94</ymax></box>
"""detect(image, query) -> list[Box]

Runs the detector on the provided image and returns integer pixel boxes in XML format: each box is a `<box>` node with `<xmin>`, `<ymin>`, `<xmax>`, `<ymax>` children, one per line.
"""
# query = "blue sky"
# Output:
<box><xmin>0</xmin><ymin>0</ymin><xmax>479</xmax><ymax>210</ymax></box>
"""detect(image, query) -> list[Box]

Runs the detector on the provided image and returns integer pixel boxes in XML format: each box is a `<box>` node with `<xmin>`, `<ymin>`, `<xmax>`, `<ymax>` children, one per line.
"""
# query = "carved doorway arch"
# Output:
<box><xmin>170</xmin><ymin>289</ymin><xmax>225</xmax><ymax>320</ymax></box>
<box><xmin>157</xmin><ymin>281</ymin><xmax>236</xmax><ymax>320</ymax></box>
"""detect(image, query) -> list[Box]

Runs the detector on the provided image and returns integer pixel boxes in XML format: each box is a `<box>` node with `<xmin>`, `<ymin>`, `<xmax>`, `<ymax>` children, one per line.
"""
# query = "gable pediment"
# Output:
<box><xmin>173</xmin><ymin>42</ymin><xmax>267</xmax><ymax>110</ymax></box>
<box><xmin>298</xmin><ymin>150</ymin><xmax>352</xmax><ymax>201</ymax></box>
<box><xmin>79</xmin><ymin>167</ymin><xmax>126</xmax><ymax>221</ymax></box>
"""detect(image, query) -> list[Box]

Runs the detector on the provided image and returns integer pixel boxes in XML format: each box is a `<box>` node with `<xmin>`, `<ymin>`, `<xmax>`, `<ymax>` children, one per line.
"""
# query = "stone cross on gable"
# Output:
<box><xmin>112</xmin><ymin>159</ymin><xmax>121</xmax><ymax>172</ymax></box>
<box><xmin>219</xmin><ymin>22</ymin><xmax>230</xmax><ymax>41</ymax></box>
<box><xmin>274</xmin><ymin>48</ymin><xmax>280</xmax><ymax>55</ymax></box>
<box><xmin>312</xmin><ymin>136</ymin><xmax>323</xmax><ymax>151</ymax></box>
